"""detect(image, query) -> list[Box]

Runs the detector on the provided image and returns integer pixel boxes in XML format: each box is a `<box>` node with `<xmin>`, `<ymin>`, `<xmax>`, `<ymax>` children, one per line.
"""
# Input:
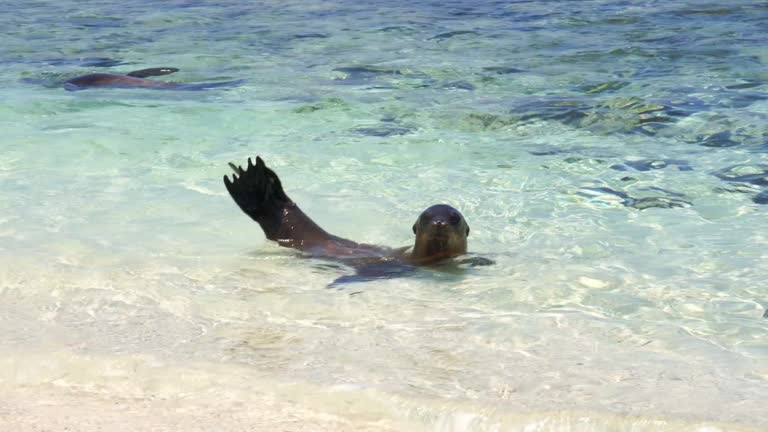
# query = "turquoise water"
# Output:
<box><xmin>1</xmin><ymin>1</ymin><xmax>767</xmax><ymax>430</ymax></box>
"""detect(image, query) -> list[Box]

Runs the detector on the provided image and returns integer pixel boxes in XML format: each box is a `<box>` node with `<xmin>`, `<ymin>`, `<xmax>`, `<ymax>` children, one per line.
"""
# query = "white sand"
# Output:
<box><xmin>0</xmin><ymin>386</ymin><xmax>407</xmax><ymax>432</ymax></box>
<box><xmin>4</xmin><ymin>384</ymin><xmax>764</xmax><ymax>432</ymax></box>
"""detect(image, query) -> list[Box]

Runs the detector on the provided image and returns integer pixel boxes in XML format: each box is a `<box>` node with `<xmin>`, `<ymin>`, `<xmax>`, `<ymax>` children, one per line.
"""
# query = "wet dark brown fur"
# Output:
<box><xmin>223</xmin><ymin>156</ymin><xmax>470</xmax><ymax>265</ymax></box>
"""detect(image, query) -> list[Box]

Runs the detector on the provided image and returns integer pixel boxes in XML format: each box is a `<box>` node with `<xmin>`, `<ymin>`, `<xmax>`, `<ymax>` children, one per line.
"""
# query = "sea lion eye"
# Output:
<box><xmin>449</xmin><ymin>211</ymin><xmax>461</xmax><ymax>225</ymax></box>
<box><xmin>413</xmin><ymin>223</ymin><xmax>417</xmax><ymax>234</ymax></box>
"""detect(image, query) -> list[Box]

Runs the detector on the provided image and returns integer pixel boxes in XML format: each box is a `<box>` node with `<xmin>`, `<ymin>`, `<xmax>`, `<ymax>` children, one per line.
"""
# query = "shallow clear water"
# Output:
<box><xmin>1</xmin><ymin>0</ymin><xmax>767</xmax><ymax>430</ymax></box>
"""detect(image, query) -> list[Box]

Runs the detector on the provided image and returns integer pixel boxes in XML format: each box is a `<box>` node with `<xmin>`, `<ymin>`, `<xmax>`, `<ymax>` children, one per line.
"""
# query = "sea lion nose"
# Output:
<box><xmin>431</xmin><ymin>219</ymin><xmax>448</xmax><ymax>228</ymax></box>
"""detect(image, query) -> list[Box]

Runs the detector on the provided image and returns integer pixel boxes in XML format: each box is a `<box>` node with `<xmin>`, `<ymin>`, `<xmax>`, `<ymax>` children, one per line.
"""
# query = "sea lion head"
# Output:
<box><xmin>411</xmin><ymin>204</ymin><xmax>469</xmax><ymax>261</ymax></box>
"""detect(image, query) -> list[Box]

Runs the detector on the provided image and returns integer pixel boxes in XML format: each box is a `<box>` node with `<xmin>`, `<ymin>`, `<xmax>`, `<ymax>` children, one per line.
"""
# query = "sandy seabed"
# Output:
<box><xmin>3</xmin><ymin>385</ymin><xmax>763</xmax><ymax>432</ymax></box>
<box><xmin>0</xmin><ymin>386</ymin><xmax>405</xmax><ymax>432</ymax></box>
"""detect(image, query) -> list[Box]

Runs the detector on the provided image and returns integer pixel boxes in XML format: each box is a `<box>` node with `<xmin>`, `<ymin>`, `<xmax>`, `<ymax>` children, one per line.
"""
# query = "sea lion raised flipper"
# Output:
<box><xmin>125</xmin><ymin>67</ymin><xmax>179</xmax><ymax>78</ymax></box>
<box><xmin>224</xmin><ymin>156</ymin><xmax>355</xmax><ymax>251</ymax></box>
<box><xmin>223</xmin><ymin>156</ymin><xmax>293</xmax><ymax>241</ymax></box>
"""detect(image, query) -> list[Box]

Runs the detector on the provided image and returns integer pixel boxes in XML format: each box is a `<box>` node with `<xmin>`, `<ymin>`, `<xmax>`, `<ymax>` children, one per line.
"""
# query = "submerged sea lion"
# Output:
<box><xmin>64</xmin><ymin>67</ymin><xmax>244</xmax><ymax>91</ymax></box>
<box><xmin>224</xmin><ymin>156</ymin><xmax>490</xmax><ymax>284</ymax></box>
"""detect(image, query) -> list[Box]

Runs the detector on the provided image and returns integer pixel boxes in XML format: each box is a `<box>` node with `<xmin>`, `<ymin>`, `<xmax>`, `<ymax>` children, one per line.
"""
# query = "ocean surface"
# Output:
<box><xmin>1</xmin><ymin>0</ymin><xmax>767</xmax><ymax>430</ymax></box>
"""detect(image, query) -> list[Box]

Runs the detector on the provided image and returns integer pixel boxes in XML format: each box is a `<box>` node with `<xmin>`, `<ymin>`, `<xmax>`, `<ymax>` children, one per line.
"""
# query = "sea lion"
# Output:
<box><xmin>64</xmin><ymin>67</ymin><xmax>244</xmax><ymax>91</ymax></box>
<box><xmin>224</xmin><ymin>156</ymin><xmax>488</xmax><ymax>283</ymax></box>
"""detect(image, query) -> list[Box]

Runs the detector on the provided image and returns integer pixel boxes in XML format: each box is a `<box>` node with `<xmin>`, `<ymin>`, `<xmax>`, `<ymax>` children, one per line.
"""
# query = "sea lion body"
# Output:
<box><xmin>65</xmin><ymin>73</ymin><xmax>182</xmax><ymax>90</ymax></box>
<box><xmin>224</xmin><ymin>157</ymin><xmax>484</xmax><ymax>283</ymax></box>
<box><xmin>64</xmin><ymin>67</ymin><xmax>244</xmax><ymax>91</ymax></box>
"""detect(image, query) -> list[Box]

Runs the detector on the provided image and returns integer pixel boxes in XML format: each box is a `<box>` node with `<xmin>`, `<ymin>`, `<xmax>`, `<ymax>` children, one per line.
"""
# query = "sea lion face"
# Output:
<box><xmin>411</xmin><ymin>204</ymin><xmax>469</xmax><ymax>261</ymax></box>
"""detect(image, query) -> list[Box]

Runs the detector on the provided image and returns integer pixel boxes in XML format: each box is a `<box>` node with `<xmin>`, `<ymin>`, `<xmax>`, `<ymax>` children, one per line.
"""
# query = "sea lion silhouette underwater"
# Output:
<box><xmin>64</xmin><ymin>67</ymin><xmax>245</xmax><ymax>91</ymax></box>
<box><xmin>223</xmin><ymin>156</ymin><xmax>493</xmax><ymax>285</ymax></box>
